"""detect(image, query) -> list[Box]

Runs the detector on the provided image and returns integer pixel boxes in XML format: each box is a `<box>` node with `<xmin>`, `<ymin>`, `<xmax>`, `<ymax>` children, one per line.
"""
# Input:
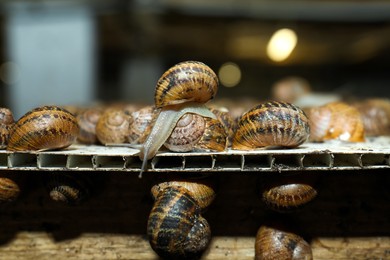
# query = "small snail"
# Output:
<box><xmin>232</xmin><ymin>101</ymin><xmax>310</xmax><ymax>150</ymax></box>
<box><xmin>95</xmin><ymin>108</ymin><xmax>132</xmax><ymax>145</ymax></box>
<box><xmin>271</xmin><ymin>76</ymin><xmax>311</xmax><ymax>104</ymax></box>
<box><xmin>7</xmin><ymin>106</ymin><xmax>79</xmax><ymax>152</ymax></box>
<box><xmin>127</xmin><ymin>105</ymin><xmax>157</xmax><ymax>145</ymax></box>
<box><xmin>255</xmin><ymin>224</ymin><xmax>313</xmax><ymax>260</ymax></box>
<box><xmin>260</xmin><ymin>175</ymin><xmax>318</xmax><ymax>213</ymax></box>
<box><xmin>76</xmin><ymin>107</ymin><xmax>103</xmax><ymax>144</ymax></box>
<box><xmin>0</xmin><ymin>108</ymin><xmax>15</xmax><ymax>149</ymax></box>
<box><xmin>0</xmin><ymin>175</ymin><xmax>22</xmax><ymax>205</ymax></box>
<box><xmin>147</xmin><ymin>180</ymin><xmax>215</xmax><ymax>258</ymax></box>
<box><xmin>353</xmin><ymin>98</ymin><xmax>390</xmax><ymax>136</ymax></box>
<box><xmin>209</xmin><ymin>106</ymin><xmax>236</xmax><ymax>146</ymax></box>
<box><xmin>140</xmin><ymin>61</ymin><xmax>219</xmax><ymax>174</ymax></box>
<box><xmin>305</xmin><ymin>101</ymin><xmax>365</xmax><ymax>142</ymax></box>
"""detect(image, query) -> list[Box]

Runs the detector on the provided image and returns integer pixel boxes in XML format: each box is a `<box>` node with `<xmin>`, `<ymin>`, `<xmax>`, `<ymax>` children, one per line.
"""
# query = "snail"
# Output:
<box><xmin>209</xmin><ymin>106</ymin><xmax>236</xmax><ymax>146</ymax></box>
<box><xmin>95</xmin><ymin>107</ymin><xmax>133</xmax><ymax>145</ymax></box>
<box><xmin>305</xmin><ymin>101</ymin><xmax>365</xmax><ymax>142</ymax></box>
<box><xmin>232</xmin><ymin>101</ymin><xmax>310</xmax><ymax>150</ymax></box>
<box><xmin>77</xmin><ymin>107</ymin><xmax>103</xmax><ymax>144</ymax></box>
<box><xmin>271</xmin><ymin>76</ymin><xmax>311</xmax><ymax>104</ymax></box>
<box><xmin>127</xmin><ymin>105</ymin><xmax>157</xmax><ymax>145</ymax></box>
<box><xmin>44</xmin><ymin>172</ymin><xmax>104</xmax><ymax>205</ymax></box>
<box><xmin>147</xmin><ymin>179</ymin><xmax>215</xmax><ymax>258</ymax></box>
<box><xmin>140</xmin><ymin>61</ymin><xmax>219</xmax><ymax>175</ymax></box>
<box><xmin>353</xmin><ymin>98</ymin><xmax>390</xmax><ymax>136</ymax></box>
<box><xmin>259</xmin><ymin>174</ymin><xmax>318</xmax><ymax>213</ymax></box>
<box><xmin>0</xmin><ymin>108</ymin><xmax>15</xmax><ymax>149</ymax></box>
<box><xmin>0</xmin><ymin>174</ymin><xmax>22</xmax><ymax>205</ymax></box>
<box><xmin>255</xmin><ymin>224</ymin><xmax>313</xmax><ymax>260</ymax></box>
<box><xmin>7</xmin><ymin>106</ymin><xmax>79</xmax><ymax>152</ymax></box>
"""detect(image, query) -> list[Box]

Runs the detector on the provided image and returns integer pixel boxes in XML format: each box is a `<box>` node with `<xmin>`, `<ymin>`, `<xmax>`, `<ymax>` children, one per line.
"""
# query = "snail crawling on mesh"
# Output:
<box><xmin>0</xmin><ymin>108</ymin><xmax>15</xmax><ymax>149</ymax></box>
<box><xmin>147</xmin><ymin>179</ymin><xmax>215</xmax><ymax>259</ymax></box>
<box><xmin>232</xmin><ymin>101</ymin><xmax>310</xmax><ymax>150</ymax></box>
<box><xmin>255</xmin><ymin>224</ymin><xmax>313</xmax><ymax>260</ymax></box>
<box><xmin>139</xmin><ymin>61</ymin><xmax>220</xmax><ymax>175</ymax></box>
<box><xmin>7</xmin><ymin>106</ymin><xmax>79</xmax><ymax>152</ymax></box>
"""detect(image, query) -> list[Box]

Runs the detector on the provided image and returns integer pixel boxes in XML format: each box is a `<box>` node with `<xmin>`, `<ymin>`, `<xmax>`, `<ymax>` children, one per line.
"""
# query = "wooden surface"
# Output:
<box><xmin>0</xmin><ymin>170</ymin><xmax>389</xmax><ymax>259</ymax></box>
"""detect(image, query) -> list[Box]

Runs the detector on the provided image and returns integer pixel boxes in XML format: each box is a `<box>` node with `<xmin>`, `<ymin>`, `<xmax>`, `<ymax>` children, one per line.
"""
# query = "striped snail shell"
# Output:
<box><xmin>232</xmin><ymin>101</ymin><xmax>310</xmax><ymax>150</ymax></box>
<box><xmin>127</xmin><ymin>105</ymin><xmax>157</xmax><ymax>145</ymax></box>
<box><xmin>7</xmin><ymin>106</ymin><xmax>79</xmax><ymax>152</ymax></box>
<box><xmin>209</xmin><ymin>106</ymin><xmax>236</xmax><ymax>146</ymax></box>
<box><xmin>44</xmin><ymin>173</ymin><xmax>100</xmax><ymax>205</ymax></box>
<box><xmin>147</xmin><ymin>185</ymin><xmax>212</xmax><ymax>259</ymax></box>
<box><xmin>77</xmin><ymin>108</ymin><xmax>102</xmax><ymax>144</ymax></box>
<box><xmin>260</xmin><ymin>175</ymin><xmax>318</xmax><ymax>213</ymax></box>
<box><xmin>194</xmin><ymin>116</ymin><xmax>228</xmax><ymax>152</ymax></box>
<box><xmin>255</xmin><ymin>225</ymin><xmax>313</xmax><ymax>260</ymax></box>
<box><xmin>0</xmin><ymin>175</ymin><xmax>22</xmax><ymax>204</ymax></box>
<box><xmin>353</xmin><ymin>98</ymin><xmax>390</xmax><ymax>136</ymax></box>
<box><xmin>0</xmin><ymin>108</ymin><xmax>15</xmax><ymax>149</ymax></box>
<box><xmin>95</xmin><ymin>108</ymin><xmax>132</xmax><ymax>145</ymax></box>
<box><xmin>140</xmin><ymin>61</ymin><xmax>219</xmax><ymax>175</ymax></box>
<box><xmin>306</xmin><ymin>101</ymin><xmax>365</xmax><ymax>142</ymax></box>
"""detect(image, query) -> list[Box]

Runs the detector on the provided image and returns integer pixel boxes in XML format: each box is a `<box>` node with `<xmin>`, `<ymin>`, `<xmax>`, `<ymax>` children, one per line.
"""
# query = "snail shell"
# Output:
<box><xmin>127</xmin><ymin>105</ymin><xmax>157</xmax><ymax>145</ymax></box>
<box><xmin>140</xmin><ymin>61</ymin><xmax>219</xmax><ymax>175</ymax></box>
<box><xmin>0</xmin><ymin>108</ymin><xmax>15</xmax><ymax>149</ymax></box>
<box><xmin>306</xmin><ymin>101</ymin><xmax>365</xmax><ymax>142</ymax></box>
<box><xmin>194</xmin><ymin>116</ymin><xmax>228</xmax><ymax>152</ymax></box>
<box><xmin>154</xmin><ymin>61</ymin><xmax>218</xmax><ymax>108</ymax></box>
<box><xmin>44</xmin><ymin>173</ymin><xmax>99</xmax><ymax>205</ymax></box>
<box><xmin>147</xmin><ymin>185</ymin><xmax>211</xmax><ymax>258</ymax></box>
<box><xmin>209</xmin><ymin>107</ymin><xmax>236</xmax><ymax>146</ymax></box>
<box><xmin>77</xmin><ymin>108</ymin><xmax>102</xmax><ymax>144</ymax></box>
<box><xmin>271</xmin><ymin>76</ymin><xmax>311</xmax><ymax>104</ymax></box>
<box><xmin>95</xmin><ymin>108</ymin><xmax>132</xmax><ymax>145</ymax></box>
<box><xmin>0</xmin><ymin>175</ymin><xmax>21</xmax><ymax>204</ymax></box>
<box><xmin>353</xmin><ymin>98</ymin><xmax>390</xmax><ymax>136</ymax></box>
<box><xmin>255</xmin><ymin>225</ymin><xmax>313</xmax><ymax>260</ymax></box>
<box><xmin>7</xmin><ymin>106</ymin><xmax>79</xmax><ymax>152</ymax></box>
<box><xmin>232</xmin><ymin>101</ymin><xmax>310</xmax><ymax>150</ymax></box>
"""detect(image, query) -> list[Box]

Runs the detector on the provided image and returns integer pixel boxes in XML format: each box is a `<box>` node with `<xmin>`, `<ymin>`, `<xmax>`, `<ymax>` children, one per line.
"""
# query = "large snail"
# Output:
<box><xmin>0</xmin><ymin>108</ymin><xmax>15</xmax><ymax>149</ymax></box>
<box><xmin>139</xmin><ymin>61</ymin><xmax>219</xmax><ymax>174</ymax></box>
<box><xmin>7</xmin><ymin>106</ymin><xmax>79</xmax><ymax>152</ymax></box>
<box><xmin>147</xmin><ymin>179</ymin><xmax>215</xmax><ymax>258</ymax></box>
<box><xmin>232</xmin><ymin>101</ymin><xmax>310</xmax><ymax>150</ymax></box>
<box><xmin>255</xmin><ymin>224</ymin><xmax>313</xmax><ymax>260</ymax></box>
<box><xmin>305</xmin><ymin>101</ymin><xmax>365</xmax><ymax>142</ymax></box>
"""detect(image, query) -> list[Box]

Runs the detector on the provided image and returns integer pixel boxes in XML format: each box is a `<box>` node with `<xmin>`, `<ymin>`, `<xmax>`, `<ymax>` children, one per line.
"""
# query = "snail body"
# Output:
<box><xmin>0</xmin><ymin>108</ymin><xmax>15</xmax><ymax>149</ymax></box>
<box><xmin>147</xmin><ymin>185</ymin><xmax>211</xmax><ymax>259</ymax></box>
<box><xmin>7</xmin><ymin>106</ymin><xmax>79</xmax><ymax>152</ymax></box>
<box><xmin>255</xmin><ymin>225</ymin><xmax>313</xmax><ymax>260</ymax></box>
<box><xmin>306</xmin><ymin>101</ymin><xmax>365</xmax><ymax>142</ymax></box>
<box><xmin>232</xmin><ymin>101</ymin><xmax>310</xmax><ymax>150</ymax></box>
<box><xmin>95</xmin><ymin>108</ymin><xmax>132</xmax><ymax>145</ymax></box>
<box><xmin>140</xmin><ymin>61</ymin><xmax>219</xmax><ymax>175</ymax></box>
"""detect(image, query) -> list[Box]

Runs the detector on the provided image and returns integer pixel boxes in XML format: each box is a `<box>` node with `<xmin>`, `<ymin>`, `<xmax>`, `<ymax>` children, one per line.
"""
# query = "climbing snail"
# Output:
<box><xmin>232</xmin><ymin>101</ymin><xmax>310</xmax><ymax>150</ymax></box>
<box><xmin>147</xmin><ymin>179</ymin><xmax>215</xmax><ymax>258</ymax></box>
<box><xmin>0</xmin><ymin>108</ymin><xmax>15</xmax><ymax>149</ymax></box>
<box><xmin>305</xmin><ymin>101</ymin><xmax>365</xmax><ymax>142</ymax></box>
<box><xmin>7</xmin><ymin>106</ymin><xmax>79</xmax><ymax>152</ymax></box>
<box><xmin>140</xmin><ymin>61</ymin><xmax>219</xmax><ymax>174</ymax></box>
<box><xmin>255</xmin><ymin>224</ymin><xmax>313</xmax><ymax>260</ymax></box>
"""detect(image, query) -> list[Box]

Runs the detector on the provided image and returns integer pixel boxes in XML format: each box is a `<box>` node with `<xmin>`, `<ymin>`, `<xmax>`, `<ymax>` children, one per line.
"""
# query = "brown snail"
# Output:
<box><xmin>127</xmin><ymin>105</ymin><xmax>157</xmax><ymax>145</ymax></box>
<box><xmin>0</xmin><ymin>108</ymin><xmax>15</xmax><ymax>149</ymax></box>
<box><xmin>147</xmin><ymin>180</ymin><xmax>215</xmax><ymax>258</ymax></box>
<box><xmin>353</xmin><ymin>98</ymin><xmax>390</xmax><ymax>136</ymax></box>
<box><xmin>95</xmin><ymin>108</ymin><xmax>132</xmax><ymax>145</ymax></box>
<box><xmin>305</xmin><ymin>101</ymin><xmax>365</xmax><ymax>142</ymax></box>
<box><xmin>232</xmin><ymin>101</ymin><xmax>310</xmax><ymax>150</ymax></box>
<box><xmin>7</xmin><ymin>106</ymin><xmax>79</xmax><ymax>152</ymax></box>
<box><xmin>140</xmin><ymin>61</ymin><xmax>219</xmax><ymax>175</ymax></box>
<box><xmin>255</xmin><ymin>224</ymin><xmax>313</xmax><ymax>260</ymax></box>
<box><xmin>0</xmin><ymin>174</ymin><xmax>22</xmax><ymax>205</ymax></box>
<box><xmin>76</xmin><ymin>107</ymin><xmax>103</xmax><ymax>144</ymax></box>
<box><xmin>271</xmin><ymin>76</ymin><xmax>311</xmax><ymax>104</ymax></box>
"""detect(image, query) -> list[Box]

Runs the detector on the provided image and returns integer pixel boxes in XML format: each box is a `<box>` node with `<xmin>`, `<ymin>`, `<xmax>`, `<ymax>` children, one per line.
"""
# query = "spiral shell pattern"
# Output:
<box><xmin>95</xmin><ymin>108</ymin><xmax>132</xmax><ymax>145</ymax></box>
<box><xmin>232</xmin><ymin>101</ymin><xmax>310</xmax><ymax>150</ymax></box>
<box><xmin>154</xmin><ymin>61</ymin><xmax>218</xmax><ymax>108</ymax></box>
<box><xmin>77</xmin><ymin>108</ymin><xmax>102</xmax><ymax>144</ymax></box>
<box><xmin>306</xmin><ymin>101</ymin><xmax>365</xmax><ymax>142</ymax></box>
<box><xmin>127</xmin><ymin>105</ymin><xmax>157</xmax><ymax>144</ymax></box>
<box><xmin>7</xmin><ymin>106</ymin><xmax>79</xmax><ymax>152</ymax></box>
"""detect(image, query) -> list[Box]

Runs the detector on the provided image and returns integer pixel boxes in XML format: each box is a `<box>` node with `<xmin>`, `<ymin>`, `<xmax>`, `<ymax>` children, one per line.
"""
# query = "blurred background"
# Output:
<box><xmin>1</xmin><ymin>0</ymin><xmax>390</xmax><ymax>118</ymax></box>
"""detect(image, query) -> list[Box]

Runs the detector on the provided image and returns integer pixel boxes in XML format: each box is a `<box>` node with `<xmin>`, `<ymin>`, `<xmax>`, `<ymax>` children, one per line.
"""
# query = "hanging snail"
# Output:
<box><xmin>232</xmin><ymin>101</ymin><xmax>310</xmax><ymax>150</ymax></box>
<box><xmin>0</xmin><ymin>108</ymin><xmax>15</xmax><ymax>149</ymax></box>
<box><xmin>139</xmin><ymin>61</ymin><xmax>219</xmax><ymax>175</ymax></box>
<box><xmin>7</xmin><ymin>106</ymin><xmax>79</xmax><ymax>152</ymax></box>
<box><xmin>147</xmin><ymin>179</ymin><xmax>215</xmax><ymax>258</ymax></box>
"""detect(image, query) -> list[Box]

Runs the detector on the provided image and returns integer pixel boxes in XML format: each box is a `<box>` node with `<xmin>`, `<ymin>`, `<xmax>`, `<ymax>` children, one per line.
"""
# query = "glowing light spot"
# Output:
<box><xmin>267</xmin><ymin>28</ymin><xmax>298</xmax><ymax>62</ymax></box>
<box><xmin>218</xmin><ymin>62</ymin><xmax>241</xmax><ymax>88</ymax></box>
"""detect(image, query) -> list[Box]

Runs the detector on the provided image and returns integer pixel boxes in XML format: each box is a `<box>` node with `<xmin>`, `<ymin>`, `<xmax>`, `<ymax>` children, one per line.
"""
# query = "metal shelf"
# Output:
<box><xmin>1</xmin><ymin>137</ymin><xmax>390</xmax><ymax>172</ymax></box>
